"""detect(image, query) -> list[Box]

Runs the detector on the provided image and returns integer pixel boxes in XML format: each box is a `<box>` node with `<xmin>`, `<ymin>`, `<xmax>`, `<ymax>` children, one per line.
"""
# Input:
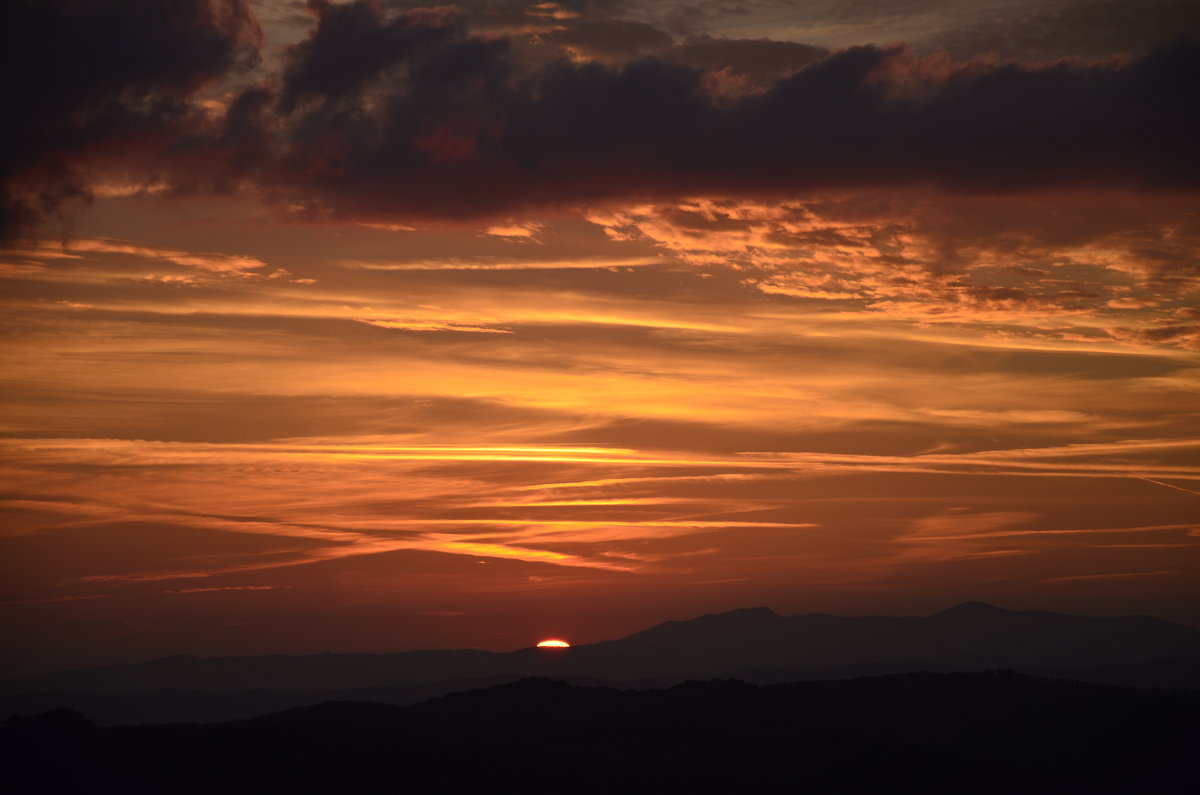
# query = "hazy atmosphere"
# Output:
<box><xmin>2</xmin><ymin>0</ymin><xmax>1198</xmax><ymax>677</ymax></box>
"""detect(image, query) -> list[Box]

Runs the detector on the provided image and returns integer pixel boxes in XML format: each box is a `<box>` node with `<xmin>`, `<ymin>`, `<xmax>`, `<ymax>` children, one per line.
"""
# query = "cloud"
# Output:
<box><xmin>337</xmin><ymin>255</ymin><xmax>663</xmax><ymax>269</ymax></box>
<box><xmin>581</xmin><ymin>193</ymin><xmax>1200</xmax><ymax>349</ymax></box>
<box><xmin>663</xmin><ymin>36</ymin><xmax>828</xmax><ymax>83</ymax></box>
<box><xmin>242</xmin><ymin>26</ymin><xmax>1199</xmax><ymax>223</ymax></box>
<box><xmin>1037</xmin><ymin>569</ymin><xmax>1180</xmax><ymax>584</ymax></box>
<box><xmin>355</xmin><ymin>317</ymin><xmax>513</xmax><ymax>333</ymax></box>
<box><xmin>6</xmin><ymin>2</ymin><xmax>1199</xmax><ymax>241</ymax></box>
<box><xmin>909</xmin><ymin>509</ymin><xmax>1038</xmax><ymax>539</ymax></box>
<box><xmin>4</xmin><ymin>430</ymin><xmax>1196</xmax><ymax>608</ymax></box>
<box><xmin>65</xmin><ymin>238</ymin><xmax>267</xmax><ymax>273</ymax></box>
<box><xmin>931</xmin><ymin>0</ymin><xmax>1200</xmax><ymax>60</ymax></box>
<box><xmin>164</xmin><ymin>584</ymin><xmax>292</xmax><ymax>593</ymax></box>
<box><xmin>614</xmin><ymin>0</ymin><xmax>1200</xmax><ymax>59</ymax></box>
<box><xmin>0</xmin><ymin>0</ymin><xmax>262</xmax><ymax>242</ymax></box>
<box><xmin>532</xmin><ymin>16</ymin><xmax>674</xmax><ymax>61</ymax></box>
<box><xmin>276</xmin><ymin>0</ymin><xmax>466</xmax><ymax>112</ymax></box>
<box><xmin>0</xmin><ymin>594</ymin><xmax>108</xmax><ymax>605</ymax></box>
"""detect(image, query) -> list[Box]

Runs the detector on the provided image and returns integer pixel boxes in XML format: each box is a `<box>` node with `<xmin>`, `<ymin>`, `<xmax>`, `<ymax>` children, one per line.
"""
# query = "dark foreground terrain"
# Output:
<box><xmin>4</xmin><ymin>672</ymin><xmax>1196</xmax><ymax>794</ymax></box>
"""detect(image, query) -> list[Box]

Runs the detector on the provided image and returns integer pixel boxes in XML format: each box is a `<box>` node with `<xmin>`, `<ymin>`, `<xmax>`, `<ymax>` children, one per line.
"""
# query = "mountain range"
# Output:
<box><xmin>4</xmin><ymin>601</ymin><xmax>1198</xmax><ymax>724</ymax></box>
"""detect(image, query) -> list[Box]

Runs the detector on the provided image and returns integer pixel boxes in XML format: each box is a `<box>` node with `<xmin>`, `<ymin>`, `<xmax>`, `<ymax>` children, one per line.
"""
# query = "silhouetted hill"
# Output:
<box><xmin>0</xmin><ymin>673</ymin><xmax>666</xmax><ymax>726</ymax></box>
<box><xmin>3</xmin><ymin>673</ymin><xmax>1197</xmax><ymax>794</ymax></box>
<box><xmin>4</xmin><ymin>603</ymin><xmax>1198</xmax><ymax>725</ymax></box>
<box><xmin>540</xmin><ymin>601</ymin><xmax>1200</xmax><ymax>680</ymax></box>
<box><xmin>730</xmin><ymin>655</ymin><xmax>1200</xmax><ymax>688</ymax></box>
<box><xmin>0</xmin><ymin>649</ymin><xmax>508</xmax><ymax>695</ymax></box>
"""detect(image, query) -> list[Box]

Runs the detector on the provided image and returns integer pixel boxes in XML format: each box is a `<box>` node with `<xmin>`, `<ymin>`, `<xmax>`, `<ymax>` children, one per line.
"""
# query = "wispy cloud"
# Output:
<box><xmin>338</xmin><ymin>257</ymin><xmax>664</xmax><ymax>271</ymax></box>
<box><xmin>164</xmin><ymin>585</ymin><xmax>293</xmax><ymax>594</ymax></box>
<box><xmin>1038</xmin><ymin>570</ymin><xmax>1180</xmax><ymax>584</ymax></box>
<box><xmin>0</xmin><ymin>594</ymin><xmax>109</xmax><ymax>605</ymax></box>
<box><xmin>3</xmin><ymin>434</ymin><xmax>1196</xmax><ymax>595</ymax></box>
<box><xmin>904</xmin><ymin>522</ymin><xmax>1198</xmax><ymax>543</ymax></box>
<box><xmin>63</xmin><ymin>238</ymin><xmax>267</xmax><ymax>274</ymax></box>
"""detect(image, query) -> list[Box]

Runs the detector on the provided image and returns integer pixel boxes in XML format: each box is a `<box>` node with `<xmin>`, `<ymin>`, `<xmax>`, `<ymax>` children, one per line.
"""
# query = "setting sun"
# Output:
<box><xmin>536</xmin><ymin>640</ymin><xmax>571</xmax><ymax>648</ymax></box>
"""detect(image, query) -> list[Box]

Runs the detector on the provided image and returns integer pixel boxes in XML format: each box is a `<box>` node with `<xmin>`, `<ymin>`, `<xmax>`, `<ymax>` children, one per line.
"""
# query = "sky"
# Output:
<box><xmin>1</xmin><ymin>0</ymin><xmax>1198</xmax><ymax>676</ymax></box>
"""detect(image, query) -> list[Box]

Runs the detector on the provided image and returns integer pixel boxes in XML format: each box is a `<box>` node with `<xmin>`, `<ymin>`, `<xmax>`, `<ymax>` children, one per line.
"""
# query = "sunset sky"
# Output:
<box><xmin>2</xmin><ymin>0</ymin><xmax>1198</xmax><ymax>676</ymax></box>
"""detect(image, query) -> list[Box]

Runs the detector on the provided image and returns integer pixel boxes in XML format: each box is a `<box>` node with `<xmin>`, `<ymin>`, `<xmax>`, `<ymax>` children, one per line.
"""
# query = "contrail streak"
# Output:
<box><xmin>1132</xmin><ymin>475</ymin><xmax>1200</xmax><ymax>497</ymax></box>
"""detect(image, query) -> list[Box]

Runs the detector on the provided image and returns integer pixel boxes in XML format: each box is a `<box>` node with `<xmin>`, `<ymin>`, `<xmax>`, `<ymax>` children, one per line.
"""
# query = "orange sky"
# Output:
<box><xmin>1</xmin><ymin>0</ymin><xmax>1198</xmax><ymax>676</ymax></box>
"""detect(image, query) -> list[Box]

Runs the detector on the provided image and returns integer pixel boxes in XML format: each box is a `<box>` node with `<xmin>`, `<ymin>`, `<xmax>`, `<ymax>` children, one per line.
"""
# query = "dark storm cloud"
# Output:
<box><xmin>5</xmin><ymin>0</ymin><xmax>1199</xmax><ymax>238</ymax></box>
<box><xmin>232</xmin><ymin>5</ymin><xmax>1200</xmax><ymax>222</ymax></box>
<box><xmin>663</xmin><ymin>36</ymin><xmax>828</xmax><ymax>83</ymax></box>
<box><xmin>0</xmin><ymin>0</ymin><xmax>262</xmax><ymax>242</ymax></box>
<box><xmin>930</xmin><ymin>0</ymin><xmax>1200</xmax><ymax>60</ymax></box>
<box><xmin>535</xmin><ymin>18</ymin><xmax>674</xmax><ymax>61</ymax></box>
<box><xmin>614</xmin><ymin>0</ymin><xmax>1200</xmax><ymax>58</ymax></box>
<box><xmin>279</xmin><ymin>0</ymin><xmax>465</xmax><ymax>110</ymax></box>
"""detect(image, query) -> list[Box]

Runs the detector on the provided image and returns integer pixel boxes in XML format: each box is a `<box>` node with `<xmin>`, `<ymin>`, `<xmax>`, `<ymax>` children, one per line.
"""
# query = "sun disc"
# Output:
<box><xmin>536</xmin><ymin>639</ymin><xmax>570</xmax><ymax>648</ymax></box>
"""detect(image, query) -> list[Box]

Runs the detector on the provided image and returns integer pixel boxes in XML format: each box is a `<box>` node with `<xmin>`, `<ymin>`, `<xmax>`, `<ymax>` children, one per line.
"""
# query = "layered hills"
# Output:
<box><xmin>3</xmin><ymin>602</ymin><xmax>1198</xmax><ymax>724</ymax></box>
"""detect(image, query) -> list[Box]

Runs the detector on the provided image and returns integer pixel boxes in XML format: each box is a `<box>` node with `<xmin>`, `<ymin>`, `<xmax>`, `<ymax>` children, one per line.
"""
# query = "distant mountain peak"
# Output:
<box><xmin>722</xmin><ymin>607</ymin><xmax>779</xmax><ymax>618</ymax></box>
<box><xmin>650</xmin><ymin>606</ymin><xmax>780</xmax><ymax>626</ymax></box>
<box><xmin>681</xmin><ymin>606</ymin><xmax>782</xmax><ymax>626</ymax></box>
<box><xmin>616</xmin><ymin>606</ymin><xmax>781</xmax><ymax>647</ymax></box>
<box><xmin>933</xmin><ymin>601</ymin><xmax>1010</xmax><ymax>618</ymax></box>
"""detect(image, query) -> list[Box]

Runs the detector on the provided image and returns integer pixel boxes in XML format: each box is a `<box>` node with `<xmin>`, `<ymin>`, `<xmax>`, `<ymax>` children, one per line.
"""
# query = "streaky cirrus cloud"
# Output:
<box><xmin>1</xmin><ymin>435</ymin><xmax>1195</xmax><ymax>601</ymax></box>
